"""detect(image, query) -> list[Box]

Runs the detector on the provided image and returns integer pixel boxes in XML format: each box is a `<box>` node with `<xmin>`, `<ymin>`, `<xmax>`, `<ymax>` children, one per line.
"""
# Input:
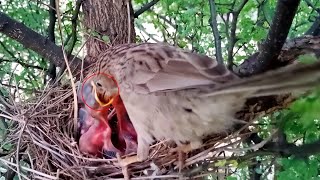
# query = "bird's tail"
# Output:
<box><xmin>203</xmin><ymin>60</ymin><xmax>320</xmax><ymax>97</ymax></box>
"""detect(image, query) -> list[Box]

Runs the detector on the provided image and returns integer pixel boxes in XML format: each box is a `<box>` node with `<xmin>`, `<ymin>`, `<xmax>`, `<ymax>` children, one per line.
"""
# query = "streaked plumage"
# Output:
<box><xmin>88</xmin><ymin>43</ymin><xmax>320</xmax><ymax>166</ymax></box>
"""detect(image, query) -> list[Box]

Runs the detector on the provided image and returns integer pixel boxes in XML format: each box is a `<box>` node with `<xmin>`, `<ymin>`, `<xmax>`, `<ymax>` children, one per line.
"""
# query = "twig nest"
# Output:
<box><xmin>4</xmin><ymin>85</ymin><xmax>252</xmax><ymax>179</ymax></box>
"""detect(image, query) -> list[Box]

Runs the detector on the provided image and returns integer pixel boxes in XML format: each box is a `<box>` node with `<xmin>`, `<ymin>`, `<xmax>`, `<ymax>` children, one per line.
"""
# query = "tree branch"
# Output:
<box><xmin>244</xmin><ymin>135</ymin><xmax>262</xmax><ymax>180</ymax></box>
<box><xmin>45</xmin><ymin>0</ymin><xmax>57</xmax><ymax>83</ymax></box>
<box><xmin>246</xmin><ymin>132</ymin><xmax>320</xmax><ymax>159</ymax></box>
<box><xmin>48</xmin><ymin>0</ymin><xmax>56</xmax><ymax>43</ymax></box>
<box><xmin>134</xmin><ymin>0</ymin><xmax>160</xmax><ymax>18</ymax></box>
<box><xmin>67</xmin><ymin>0</ymin><xmax>82</xmax><ymax>57</ymax></box>
<box><xmin>305</xmin><ymin>15</ymin><xmax>320</xmax><ymax>36</ymax></box>
<box><xmin>0</xmin><ymin>11</ymin><xmax>85</xmax><ymax>75</ymax></box>
<box><xmin>281</xmin><ymin>140</ymin><xmax>320</xmax><ymax>157</ymax></box>
<box><xmin>0</xmin><ymin>83</ymin><xmax>41</xmax><ymax>93</ymax></box>
<box><xmin>157</xmin><ymin>14</ymin><xmax>177</xmax><ymax>28</ymax></box>
<box><xmin>57</xmin><ymin>0</ymin><xmax>83</xmax><ymax>78</ymax></box>
<box><xmin>136</xmin><ymin>26</ymin><xmax>161</xmax><ymax>43</ymax></box>
<box><xmin>302</xmin><ymin>0</ymin><xmax>320</xmax><ymax>36</ymax></box>
<box><xmin>0</xmin><ymin>58</ymin><xmax>46</xmax><ymax>70</ymax></box>
<box><xmin>304</xmin><ymin>0</ymin><xmax>320</xmax><ymax>14</ymax></box>
<box><xmin>0</xmin><ymin>41</ymin><xmax>15</xmax><ymax>58</ymax></box>
<box><xmin>236</xmin><ymin>0</ymin><xmax>301</xmax><ymax>76</ymax></box>
<box><xmin>0</xmin><ymin>90</ymin><xmax>14</xmax><ymax>110</ymax></box>
<box><xmin>208</xmin><ymin>0</ymin><xmax>224</xmax><ymax>64</ymax></box>
<box><xmin>227</xmin><ymin>0</ymin><xmax>248</xmax><ymax>70</ymax></box>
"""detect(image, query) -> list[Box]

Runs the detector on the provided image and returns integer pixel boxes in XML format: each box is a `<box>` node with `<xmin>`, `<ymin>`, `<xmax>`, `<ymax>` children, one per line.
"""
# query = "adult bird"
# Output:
<box><xmin>87</xmin><ymin>43</ymin><xmax>320</xmax><ymax>168</ymax></box>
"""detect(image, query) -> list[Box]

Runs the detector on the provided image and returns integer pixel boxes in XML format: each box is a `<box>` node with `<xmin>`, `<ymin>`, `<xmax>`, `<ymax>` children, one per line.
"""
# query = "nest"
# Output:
<box><xmin>1</xmin><ymin>83</ymin><xmax>255</xmax><ymax>180</ymax></box>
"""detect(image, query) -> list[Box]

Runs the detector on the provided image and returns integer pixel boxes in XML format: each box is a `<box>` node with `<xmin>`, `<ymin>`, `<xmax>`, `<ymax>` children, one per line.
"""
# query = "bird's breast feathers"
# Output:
<box><xmin>120</xmin><ymin>89</ymin><xmax>246</xmax><ymax>145</ymax></box>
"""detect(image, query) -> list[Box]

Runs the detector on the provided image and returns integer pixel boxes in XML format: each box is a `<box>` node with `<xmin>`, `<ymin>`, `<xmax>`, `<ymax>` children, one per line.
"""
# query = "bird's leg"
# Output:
<box><xmin>170</xmin><ymin>140</ymin><xmax>202</xmax><ymax>154</ymax></box>
<box><xmin>170</xmin><ymin>145</ymin><xmax>187</xmax><ymax>171</ymax></box>
<box><xmin>178</xmin><ymin>150</ymin><xmax>186</xmax><ymax>172</ymax></box>
<box><xmin>170</xmin><ymin>141</ymin><xmax>202</xmax><ymax>170</ymax></box>
<box><xmin>116</xmin><ymin>153</ymin><xmax>131</xmax><ymax>180</ymax></box>
<box><xmin>115</xmin><ymin>136</ymin><xmax>150</xmax><ymax>167</ymax></box>
<box><xmin>115</xmin><ymin>153</ymin><xmax>140</xmax><ymax>167</ymax></box>
<box><xmin>115</xmin><ymin>138</ymin><xmax>149</xmax><ymax>180</ymax></box>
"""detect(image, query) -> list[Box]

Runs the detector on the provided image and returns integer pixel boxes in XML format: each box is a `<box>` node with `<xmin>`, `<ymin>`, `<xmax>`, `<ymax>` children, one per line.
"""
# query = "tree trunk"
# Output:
<box><xmin>82</xmin><ymin>0</ymin><xmax>136</xmax><ymax>66</ymax></box>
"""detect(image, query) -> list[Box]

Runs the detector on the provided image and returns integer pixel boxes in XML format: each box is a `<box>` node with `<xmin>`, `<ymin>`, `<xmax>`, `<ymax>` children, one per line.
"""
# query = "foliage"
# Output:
<box><xmin>277</xmin><ymin>157</ymin><xmax>319</xmax><ymax>180</ymax></box>
<box><xmin>0</xmin><ymin>0</ymin><xmax>83</xmax><ymax>97</ymax></box>
<box><xmin>134</xmin><ymin>0</ymin><xmax>318</xmax><ymax>64</ymax></box>
<box><xmin>278</xmin><ymin>90</ymin><xmax>320</xmax><ymax>179</ymax></box>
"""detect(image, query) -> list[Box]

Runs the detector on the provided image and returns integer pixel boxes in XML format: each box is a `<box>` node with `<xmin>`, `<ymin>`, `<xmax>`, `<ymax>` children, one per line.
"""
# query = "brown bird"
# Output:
<box><xmin>87</xmin><ymin>43</ymin><xmax>320</xmax><ymax>167</ymax></box>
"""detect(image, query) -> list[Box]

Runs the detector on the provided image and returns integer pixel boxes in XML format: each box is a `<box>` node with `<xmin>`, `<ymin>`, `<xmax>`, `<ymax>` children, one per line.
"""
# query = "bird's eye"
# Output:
<box><xmin>96</xmin><ymin>82</ymin><xmax>102</xmax><ymax>87</ymax></box>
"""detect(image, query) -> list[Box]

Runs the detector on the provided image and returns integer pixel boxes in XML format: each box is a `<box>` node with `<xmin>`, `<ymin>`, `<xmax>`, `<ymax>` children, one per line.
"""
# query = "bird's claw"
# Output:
<box><xmin>170</xmin><ymin>141</ymin><xmax>202</xmax><ymax>154</ymax></box>
<box><xmin>115</xmin><ymin>153</ymin><xmax>141</xmax><ymax>180</ymax></box>
<box><xmin>115</xmin><ymin>153</ymin><xmax>140</xmax><ymax>168</ymax></box>
<box><xmin>170</xmin><ymin>144</ymin><xmax>193</xmax><ymax>154</ymax></box>
<box><xmin>170</xmin><ymin>147</ymin><xmax>187</xmax><ymax>171</ymax></box>
<box><xmin>177</xmin><ymin>151</ymin><xmax>186</xmax><ymax>172</ymax></box>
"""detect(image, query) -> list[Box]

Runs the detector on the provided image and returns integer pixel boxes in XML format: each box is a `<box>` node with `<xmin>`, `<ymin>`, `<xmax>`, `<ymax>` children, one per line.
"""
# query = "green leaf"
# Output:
<box><xmin>255</xmin><ymin>167</ymin><xmax>263</xmax><ymax>174</ymax></box>
<box><xmin>297</xmin><ymin>54</ymin><xmax>318</xmax><ymax>64</ymax></box>
<box><xmin>214</xmin><ymin>159</ymin><xmax>227</xmax><ymax>167</ymax></box>
<box><xmin>102</xmin><ymin>35</ymin><xmax>110</xmax><ymax>43</ymax></box>
<box><xmin>226</xmin><ymin>176</ymin><xmax>237</xmax><ymax>180</ymax></box>
<box><xmin>229</xmin><ymin>160</ymin><xmax>238</xmax><ymax>167</ymax></box>
<box><xmin>2</xmin><ymin>143</ymin><xmax>13</xmax><ymax>151</ymax></box>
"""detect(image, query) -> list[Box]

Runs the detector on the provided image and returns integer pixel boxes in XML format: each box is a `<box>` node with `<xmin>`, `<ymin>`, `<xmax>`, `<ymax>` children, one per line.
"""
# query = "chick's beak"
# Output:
<box><xmin>91</xmin><ymin>81</ymin><xmax>114</xmax><ymax>107</ymax></box>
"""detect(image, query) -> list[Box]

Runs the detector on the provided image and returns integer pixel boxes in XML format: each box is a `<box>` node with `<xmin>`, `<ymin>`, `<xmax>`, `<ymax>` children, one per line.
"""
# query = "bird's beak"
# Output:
<box><xmin>91</xmin><ymin>81</ymin><xmax>114</xmax><ymax>107</ymax></box>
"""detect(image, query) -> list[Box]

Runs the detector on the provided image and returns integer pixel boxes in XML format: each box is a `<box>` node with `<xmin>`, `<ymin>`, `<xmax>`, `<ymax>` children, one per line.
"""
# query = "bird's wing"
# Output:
<box><xmin>115</xmin><ymin>43</ymin><xmax>239</xmax><ymax>94</ymax></box>
<box><xmin>111</xmin><ymin>43</ymin><xmax>320</xmax><ymax>97</ymax></box>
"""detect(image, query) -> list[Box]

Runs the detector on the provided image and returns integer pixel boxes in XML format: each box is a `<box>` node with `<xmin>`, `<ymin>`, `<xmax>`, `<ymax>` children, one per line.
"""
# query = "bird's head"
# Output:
<box><xmin>91</xmin><ymin>75</ymin><xmax>119</xmax><ymax>107</ymax></box>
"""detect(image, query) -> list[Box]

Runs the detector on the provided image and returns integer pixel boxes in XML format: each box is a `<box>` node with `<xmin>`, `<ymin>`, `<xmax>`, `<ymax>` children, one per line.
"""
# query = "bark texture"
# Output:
<box><xmin>82</xmin><ymin>0</ymin><xmax>135</xmax><ymax>66</ymax></box>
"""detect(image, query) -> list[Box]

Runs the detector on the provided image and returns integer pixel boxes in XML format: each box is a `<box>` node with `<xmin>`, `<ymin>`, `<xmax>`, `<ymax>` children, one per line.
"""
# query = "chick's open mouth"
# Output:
<box><xmin>91</xmin><ymin>81</ymin><xmax>114</xmax><ymax>107</ymax></box>
<box><xmin>96</xmin><ymin>93</ymin><xmax>114</xmax><ymax>106</ymax></box>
